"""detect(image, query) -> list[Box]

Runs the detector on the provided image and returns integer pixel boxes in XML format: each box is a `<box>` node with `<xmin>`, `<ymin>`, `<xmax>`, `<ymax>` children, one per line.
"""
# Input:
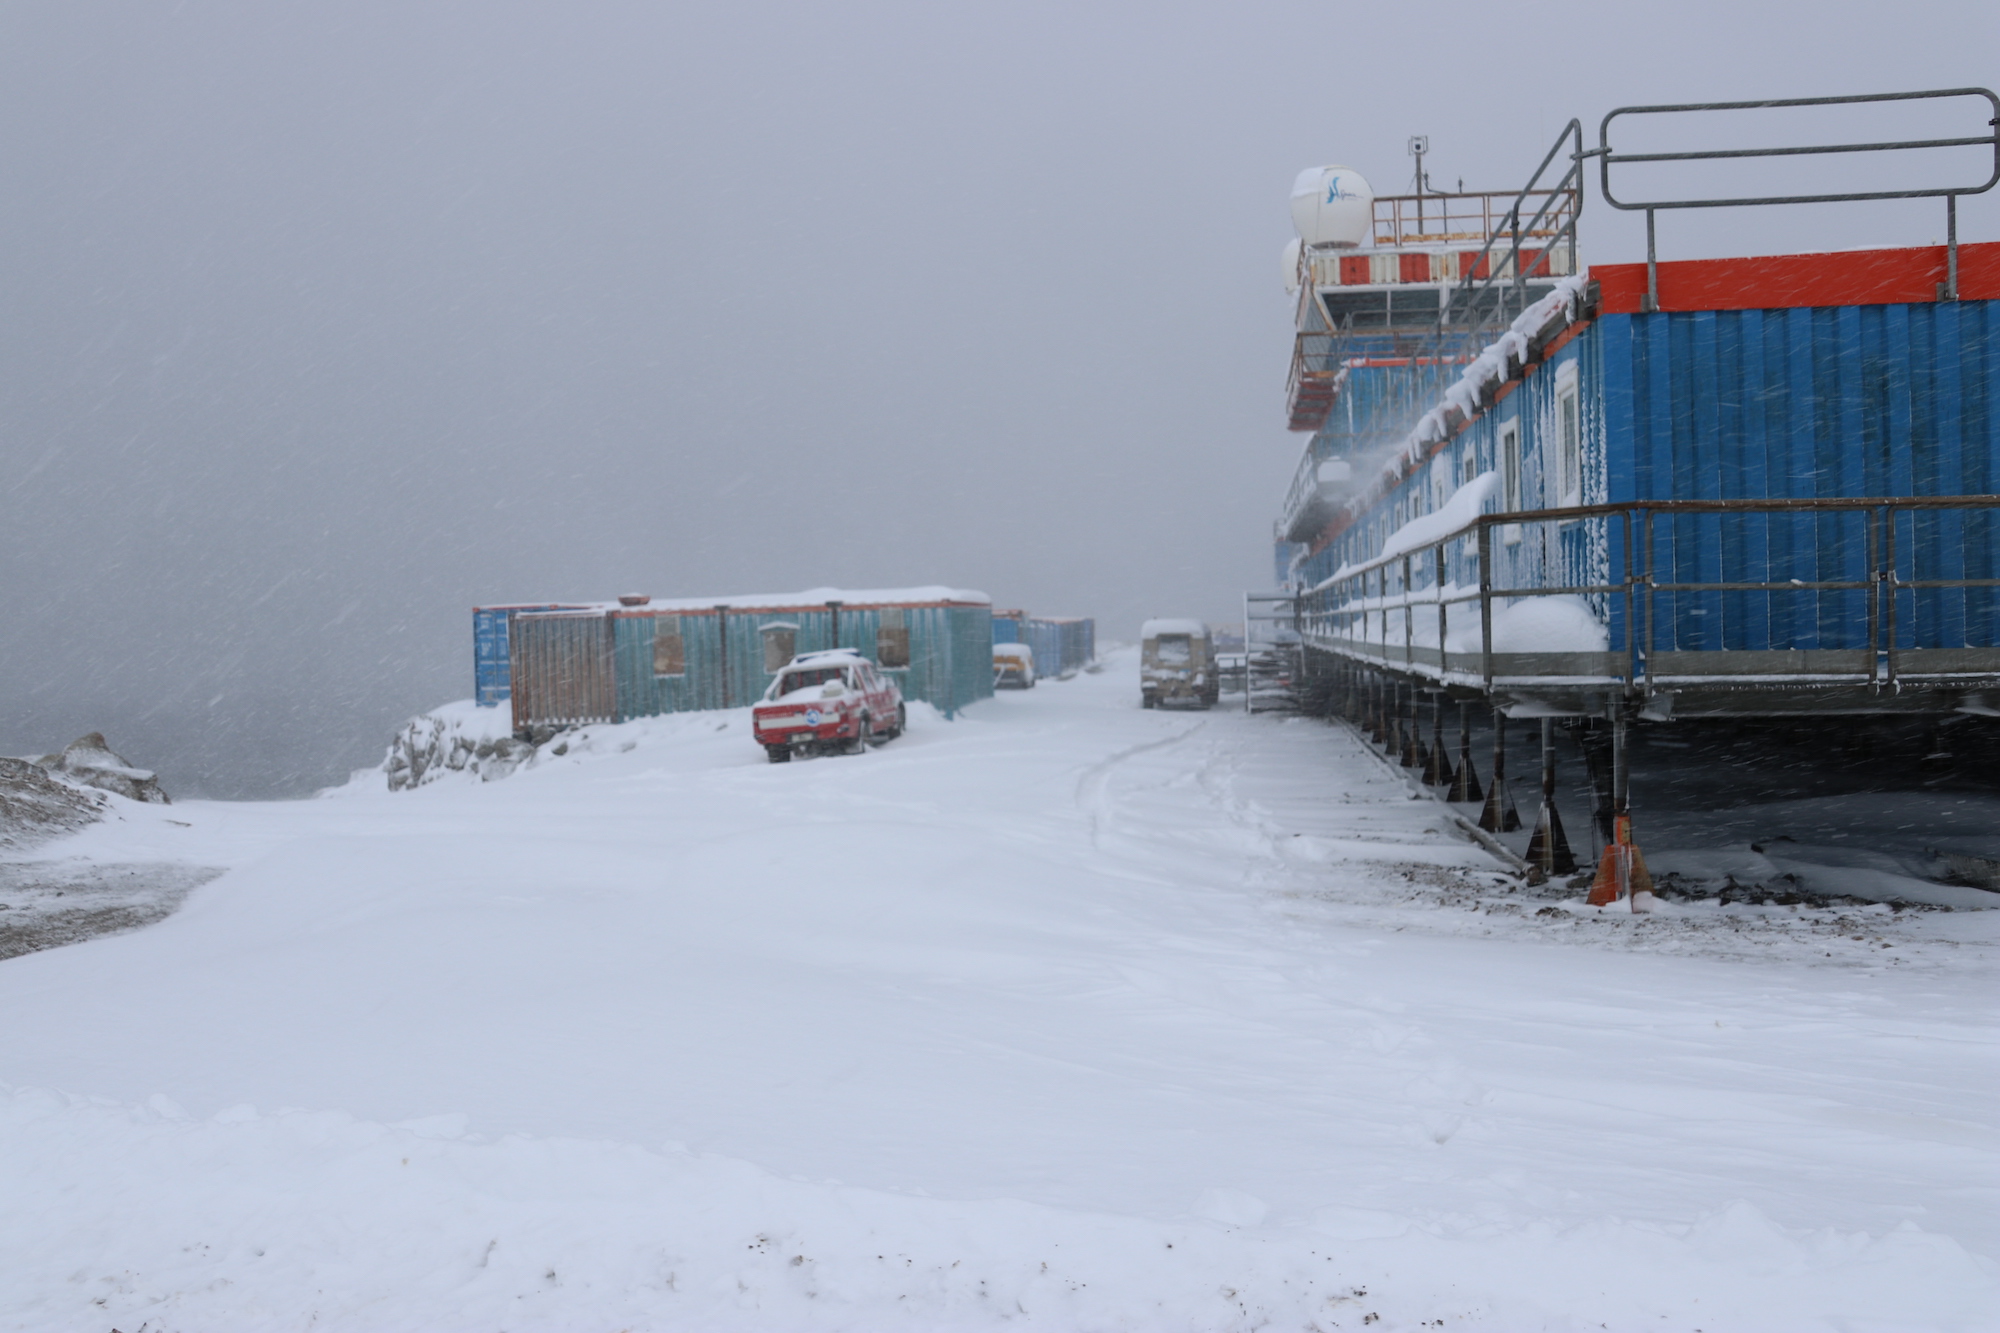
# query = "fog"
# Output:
<box><xmin>3</xmin><ymin>1</ymin><xmax>1995</xmax><ymax>797</ymax></box>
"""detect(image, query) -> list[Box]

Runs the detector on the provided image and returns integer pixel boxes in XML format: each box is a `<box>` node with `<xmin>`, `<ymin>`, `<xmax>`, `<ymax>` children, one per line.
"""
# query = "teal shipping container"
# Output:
<box><xmin>509</xmin><ymin>587</ymin><xmax>992</xmax><ymax>731</ymax></box>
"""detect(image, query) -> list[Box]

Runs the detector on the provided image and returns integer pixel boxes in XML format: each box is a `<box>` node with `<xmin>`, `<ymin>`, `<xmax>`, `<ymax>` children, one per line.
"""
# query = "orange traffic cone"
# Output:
<box><xmin>1588</xmin><ymin>814</ymin><xmax>1656</xmax><ymax>910</ymax></box>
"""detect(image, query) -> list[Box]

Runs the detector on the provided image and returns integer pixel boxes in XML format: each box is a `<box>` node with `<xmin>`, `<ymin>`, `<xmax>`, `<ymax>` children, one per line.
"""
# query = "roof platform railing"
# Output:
<box><xmin>1370</xmin><ymin>188</ymin><xmax>1576</xmax><ymax>250</ymax></box>
<box><xmin>1296</xmin><ymin>495</ymin><xmax>2000</xmax><ymax>719</ymax></box>
<box><xmin>1427</xmin><ymin>120</ymin><xmax>1586</xmax><ymax>356</ymax></box>
<box><xmin>1597</xmin><ymin>87</ymin><xmax>2000</xmax><ymax>310</ymax></box>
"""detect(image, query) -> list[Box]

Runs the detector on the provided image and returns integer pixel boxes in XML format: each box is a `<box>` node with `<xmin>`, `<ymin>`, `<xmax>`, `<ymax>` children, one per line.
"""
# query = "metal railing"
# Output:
<box><xmin>1370</xmin><ymin>189</ymin><xmax>1575</xmax><ymax>248</ymax></box>
<box><xmin>1298</xmin><ymin>496</ymin><xmax>2000</xmax><ymax>698</ymax></box>
<box><xmin>1285</xmin><ymin>123</ymin><xmax>1586</xmax><ymax>433</ymax></box>
<box><xmin>1598</xmin><ymin>87</ymin><xmax>2000</xmax><ymax>308</ymax></box>
<box><xmin>1429</xmin><ymin>119</ymin><xmax>1585</xmax><ymax>352</ymax></box>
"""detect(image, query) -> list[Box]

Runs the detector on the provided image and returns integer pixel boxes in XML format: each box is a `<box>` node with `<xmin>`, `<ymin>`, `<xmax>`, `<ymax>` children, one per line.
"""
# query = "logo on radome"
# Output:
<box><xmin>1325</xmin><ymin>176</ymin><xmax>1361</xmax><ymax>203</ymax></box>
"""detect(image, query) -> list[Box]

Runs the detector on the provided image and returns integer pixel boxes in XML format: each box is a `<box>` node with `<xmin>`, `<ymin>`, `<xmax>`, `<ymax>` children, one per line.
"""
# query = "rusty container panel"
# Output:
<box><xmin>473</xmin><ymin>604</ymin><xmax>580</xmax><ymax>707</ymax></box>
<box><xmin>509</xmin><ymin>611</ymin><xmax>617</xmax><ymax>731</ymax></box>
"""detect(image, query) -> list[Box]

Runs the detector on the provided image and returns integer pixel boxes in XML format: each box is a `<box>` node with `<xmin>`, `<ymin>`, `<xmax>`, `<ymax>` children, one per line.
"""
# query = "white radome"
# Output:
<box><xmin>1280</xmin><ymin>236</ymin><xmax>1302</xmax><ymax>294</ymax></box>
<box><xmin>1289</xmin><ymin>165</ymin><xmax>1373</xmax><ymax>249</ymax></box>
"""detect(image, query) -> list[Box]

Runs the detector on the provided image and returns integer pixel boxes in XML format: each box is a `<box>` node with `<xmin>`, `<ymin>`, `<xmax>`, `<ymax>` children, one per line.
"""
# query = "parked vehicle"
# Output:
<box><xmin>992</xmin><ymin>642</ymin><xmax>1036</xmax><ymax>689</ymax></box>
<box><xmin>751</xmin><ymin>650</ymin><xmax>905</xmax><ymax>762</ymax></box>
<box><xmin>1140</xmin><ymin>619</ymin><xmax>1219</xmax><ymax>709</ymax></box>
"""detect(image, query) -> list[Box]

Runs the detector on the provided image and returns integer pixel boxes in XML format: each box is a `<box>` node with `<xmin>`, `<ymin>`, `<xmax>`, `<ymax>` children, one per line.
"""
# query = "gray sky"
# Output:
<box><xmin>4</xmin><ymin>1</ymin><xmax>1996</xmax><ymax>797</ymax></box>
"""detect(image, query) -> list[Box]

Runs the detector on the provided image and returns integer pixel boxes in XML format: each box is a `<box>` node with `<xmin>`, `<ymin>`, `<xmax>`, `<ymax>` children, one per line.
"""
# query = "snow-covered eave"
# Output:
<box><xmin>1307</xmin><ymin>274</ymin><xmax>1597</xmax><ymax>558</ymax></box>
<box><xmin>517</xmin><ymin>587</ymin><xmax>994</xmax><ymax>616</ymax></box>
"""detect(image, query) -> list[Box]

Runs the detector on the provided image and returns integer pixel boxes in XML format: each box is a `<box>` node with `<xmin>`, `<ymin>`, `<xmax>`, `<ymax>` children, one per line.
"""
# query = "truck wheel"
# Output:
<box><xmin>886</xmin><ymin>703</ymin><xmax>906</xmax><ymax>739</ymax></box>
<box><xmin>848</xmin><ymin>715</ymin><xmax>872</xmax><ymax>754</ymax></box>
<box><xmin>766</xmin><ymin>745</ymin><xmax>791</xmax><ymax>764</ymax></box>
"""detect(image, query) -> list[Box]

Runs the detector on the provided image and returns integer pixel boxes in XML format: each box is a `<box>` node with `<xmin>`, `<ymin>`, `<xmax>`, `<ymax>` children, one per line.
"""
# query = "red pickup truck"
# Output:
<box><xmin>751</xmin><ymin>650</ymin><xmax>906</xmax><ymax>763</ymax></box>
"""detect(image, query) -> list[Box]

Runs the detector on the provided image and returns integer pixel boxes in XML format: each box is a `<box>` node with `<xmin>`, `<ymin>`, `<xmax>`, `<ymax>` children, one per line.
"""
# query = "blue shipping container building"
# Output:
<box><xmin>1292</xmin><ymin>241</ymin><xmax>2000</xmax><ymax>719</ymax></box>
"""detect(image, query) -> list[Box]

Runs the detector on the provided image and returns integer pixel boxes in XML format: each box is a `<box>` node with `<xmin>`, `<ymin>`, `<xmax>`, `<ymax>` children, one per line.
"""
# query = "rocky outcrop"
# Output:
<box><xmin>385</xmin><ymin>711</ymin><xmax>538</xmax><ymax>791</ymax></box>
<box><xmin>0</xmin><ymin>757</ymin><xmax>109</xmax><ymax>851</ymax></box>
<box><xmin>35</xmin><ymin>734</ymin><xmax>170</xmax><ymax>804</ymax></box>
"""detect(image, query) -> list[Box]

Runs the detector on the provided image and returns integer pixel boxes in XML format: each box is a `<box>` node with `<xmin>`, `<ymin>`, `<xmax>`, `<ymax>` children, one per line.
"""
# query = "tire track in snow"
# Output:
<box><xmin>1073</xmin><ymin>721</ymin><xmax>1207</xmax><ymax>849</ymax></box>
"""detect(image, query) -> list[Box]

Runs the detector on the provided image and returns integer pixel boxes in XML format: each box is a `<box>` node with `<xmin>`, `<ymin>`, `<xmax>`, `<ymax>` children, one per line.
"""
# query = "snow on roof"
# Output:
<box><xmin>1314</xmin><ymin>470</ymin><xmax>1500</xmax><ymax>589</ymax></box>
<box><xmin>526</xmin><ymin>586</ymin><xmax>992</xmax><ymax>615</ymax></box>
<box><xmin>992</xmin><ymin>643</ymin><xmax>1034</xmax><ymax>658</ymax></box>
<box><xmin>1141</xmin><ymin>618</ymin><xmax>1208</xmax><ymax>638</ymax></box>
<box><xmin>787</xmin><ymin>649</ymin><xmax>868</xmax><ymax>666</ymax></box>
<box><xmin>1324</xmin><ymin>274</ymin><xmax>1589</xmax><ymax>550</ymax></box>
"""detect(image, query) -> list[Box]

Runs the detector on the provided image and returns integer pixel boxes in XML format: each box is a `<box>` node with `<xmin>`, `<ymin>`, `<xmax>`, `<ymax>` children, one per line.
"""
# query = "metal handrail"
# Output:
<box><xmin>1598</xmin><ymin>87</ymin><xmax>2000</xmax><ymax>307</ymax></box>
<box><xmin>1370</xmin><ymin>189</ymin><xmax>1576</xmax><ymax>248</ymax></box>
<box><xmin>1287</xmin><ymin>123</ymin><xmax>1586</xmax><ymax>434</ymax></box>
<box><xmin>1432</xmin><ymin>120</ymin><xmax>1585</xmax><ymax>347</ymax></box>
<box><xmin>1297</xmin><ymin>495</ymin><xmax>2000</xmax><ymax>697</ymax></box>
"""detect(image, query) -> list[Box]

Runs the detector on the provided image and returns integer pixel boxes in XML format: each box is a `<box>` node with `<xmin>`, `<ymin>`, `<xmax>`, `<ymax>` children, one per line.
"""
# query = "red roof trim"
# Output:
<box><xmin>1595</xmin><ymin>241</ymin><xmax>2000</xmax><ymax>314</ymax></box>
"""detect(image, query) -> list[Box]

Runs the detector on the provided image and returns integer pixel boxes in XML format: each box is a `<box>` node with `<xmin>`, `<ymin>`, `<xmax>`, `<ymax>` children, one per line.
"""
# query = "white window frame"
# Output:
<box><xmin>1499</xmin><ymin>420</ymin><xmax>1522</xmax><ymax>545</ymax></box>
<box><xmin>1555</xmin><ymin>360</ymin><xmax>1583</xmax><ymax>512</ymax></box>
<box><xmin>759</xmin><ymin>621</ymin><xmax>799</xmax><ymax>674</ymax></box>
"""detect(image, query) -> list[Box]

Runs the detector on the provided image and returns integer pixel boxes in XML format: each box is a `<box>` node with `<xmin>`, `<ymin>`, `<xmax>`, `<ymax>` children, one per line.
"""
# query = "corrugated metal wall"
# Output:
<box><xmin>475</xmin><ymin>604</ymin><xmax>589</xmax><ymax>707</ymax></box>
<box><xmin>1303</xmin><ymin>296</ymin><xmax>1999</xmax><ymax>659</ymax></box>
<box><xmin>509</xmin><ymin>612</ymin><xmax>617</xmax><ymax>730</ymax></box>
<box><xmin>474</xmin><ymin>605</ymin><xmax>574</xmax><ymax>706</ymax></box>
<box><xmin>474</xmin><ymin>608</ymin><xmax>511</xmax><ymax>707</ymax></box>
<box><xmin>1600</xmin><ymin>300</ymin><xmax>2000</xmax><ymax>651</ymax></box>
<box><xmin>1018</xmin><ymin>618</ymin><xmax>1096</xmax><ymax>677</ymax></box>
<box><xmin>593</xmin><ymin>600</ymin><xmax>994</xmax><ymax>725</ymax></box>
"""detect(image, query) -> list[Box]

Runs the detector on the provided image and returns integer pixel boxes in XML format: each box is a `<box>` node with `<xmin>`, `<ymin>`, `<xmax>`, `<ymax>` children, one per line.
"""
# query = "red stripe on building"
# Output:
<box><xmin>1594</xmin><ymin>240</ymin><xmax>2000</xmax><ymax>313</ymax></box>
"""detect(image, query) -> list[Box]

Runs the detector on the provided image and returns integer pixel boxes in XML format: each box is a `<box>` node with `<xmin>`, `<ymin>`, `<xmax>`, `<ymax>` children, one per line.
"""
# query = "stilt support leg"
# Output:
<box><xmin>1448</xmin><ymin>700</ymin><xmax>1482</xmax><ymax>802</ymax></box>
<box><xmin>1524</xmin><ymin>717</ymin><xmax>1576</xmax><ymax>881</ymax></box>
<box><xmin>1399</xmin><ymin>684</ymin><xmax>1422</xmax><ymax>768</ymax></box>
<box><xmin>1424</xmin><ymin>692</ymin><xmax>1455</xmax><ymax>788</ymax></box>
<box><xmin>1588</xmin><ymin>713</ymin><xmax>1656</xmax><ymax>910</ymax></box>
<box><xmin>1478</xmin><ymin>704</ymin><xmax>1517</xmax><ymax>832</ymax></box>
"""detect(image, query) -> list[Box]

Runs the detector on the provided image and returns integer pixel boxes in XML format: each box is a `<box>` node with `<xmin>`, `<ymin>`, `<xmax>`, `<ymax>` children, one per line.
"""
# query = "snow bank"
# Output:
<box><xmin>1318</xmin><ymin>590</ymin><xmax>1610</xmax><ymax>655</ymax></box>
<box><xmin>4</xmin><ymin>651</ymin><xmax>1992</xmax><ymax>1329</ymax></box>
<box><xmin>1380</xmin><ymin>470</ymin><xmax>1498</xmax><ymax>561</ymax></box>
<box><xmin>4</xmin><ymin>1084</ymin><xmax>1991</xmax><ymax>1332</ymax></box>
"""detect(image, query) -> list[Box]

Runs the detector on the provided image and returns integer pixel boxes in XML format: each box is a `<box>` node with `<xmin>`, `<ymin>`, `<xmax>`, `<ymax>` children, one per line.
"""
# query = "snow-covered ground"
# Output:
<box><xmin>1</xmin><ymin>648</ymin><xmax>1994</xmax><ymax>1331</ymax></box>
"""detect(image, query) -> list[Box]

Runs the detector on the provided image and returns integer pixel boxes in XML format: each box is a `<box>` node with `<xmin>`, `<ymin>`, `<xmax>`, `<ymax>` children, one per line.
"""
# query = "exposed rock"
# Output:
<box><xmin>0</xmin><ymin>758</ymin><xmax>109</xmax><ymax>851</ymax></box>
<box><xmin>35</xmin><ymin>733</ymin><xmax>170</xmax><ymax>804</ymax></box>
<box><xmin>385</xmin><ymin>708</ymin><xmax>538</xmax><ymax>791</ymax></box>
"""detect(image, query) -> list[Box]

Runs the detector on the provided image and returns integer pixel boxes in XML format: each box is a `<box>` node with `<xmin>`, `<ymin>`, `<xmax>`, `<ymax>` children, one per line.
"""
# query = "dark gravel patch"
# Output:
<box><xmin>0</xmin><ymin>861</ymin><xmax>225</xmax><ymax>961</ymax></box>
